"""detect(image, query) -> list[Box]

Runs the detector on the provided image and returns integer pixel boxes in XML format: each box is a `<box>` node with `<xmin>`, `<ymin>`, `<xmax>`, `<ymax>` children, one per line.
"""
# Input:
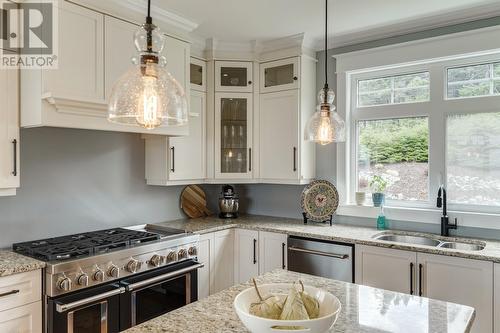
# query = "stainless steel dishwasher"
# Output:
<box><xmin>288</xmin><ymin>236</ymin><xmax>354</xmax><ymax>282</ymax></box>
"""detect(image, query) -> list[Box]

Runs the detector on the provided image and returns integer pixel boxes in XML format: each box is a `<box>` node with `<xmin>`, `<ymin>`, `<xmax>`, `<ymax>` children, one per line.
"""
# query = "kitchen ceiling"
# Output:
<box><xmin>154</xmin><ymin>0</ymin><xmax>500</xmax><ymax>48</ymax></box>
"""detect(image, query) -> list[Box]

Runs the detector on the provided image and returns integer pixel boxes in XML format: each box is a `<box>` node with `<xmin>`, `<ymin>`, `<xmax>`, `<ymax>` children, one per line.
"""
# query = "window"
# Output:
<box><xmin>447</xmin><ymin>62</ymin><xmax>500</xmax><ymax>99</ymax></box>
<box><xmin>357</xmin><ymin>72</ymin><xmax>430</xmax><ymax>107</ymax></box>
<box><xmin>358</xmin><ymin>117</ymin><xmax>429</xmax><ymax>201</ymax></box>
<box><xmin>344</xmin><ymin>52</ymin><xmax>500</xmax><ymax>215</ymax></box>
<box><xmin>447</xmin><ymin>112</ymin><xmax>500</xmax><ymax>206</ymax></box>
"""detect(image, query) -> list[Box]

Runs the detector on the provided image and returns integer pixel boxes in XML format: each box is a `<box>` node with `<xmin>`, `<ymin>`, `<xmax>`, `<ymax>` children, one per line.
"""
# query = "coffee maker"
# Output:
<box><xmin>218</xmin><ymin>185</ymin><xmax>239</xmax><ymax>218</ymax></box>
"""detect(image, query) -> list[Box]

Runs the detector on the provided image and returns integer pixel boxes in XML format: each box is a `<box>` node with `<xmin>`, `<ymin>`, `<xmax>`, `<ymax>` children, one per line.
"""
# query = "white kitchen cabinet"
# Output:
<box><xmin>259</xmin><ymin>231</ymin><xmax>287</xmax><ymax>273</ymax></box>
<box><xmin>260</xmin><ymin>57</ymin><xmax>299</xmax><ymax>93</ymax></box>
<box><xmin>197</xmin><ymin>233</ymin><xmax>214</xmax><ymax>299</ymax></box>
<box><xmin>191</xmin><ymin>58</ymin><xmax>206</xmax><ymax>92</ymax></box>
<box><xmin>0</xmin><ymin>53</ymin><xmax>19</xmax><ymax>196</ymax></box>
<box><xmin>0</xmin><ymin>270</ymin><xmax>42</xmax><ymax>333</ymax></box>
<box><xmin>44</xmin><ymin>1</ymin><xmax>105</xmax><ymax>102</ymax></box>
<box><xmin>212</xmin><ymin>229</ymin><xmax>235</xmax><ymax>293</ymax></box>
<box><xmin>234</xmin><ymin>229</ymin><xmax>259</xmax><ymax>284</ymax></box>
<box><xmin>145</xmin><ymin>89</ymin><xmax>206</xmax><ymax>185</ymax></box>
<box><xmin>495</xmin><ymin>264</ymin><xmax>500</xmax><ymax>333</ymax></box>
<box><xmin>215</xmin><ymin>61</ymin><xmax>253</xmax><ymax>93</ymax></box>
<box><xmin>214</xmin><ymin>93</ymin><xmax>253</xmax><ymax>180</ymax></box>
<box><xmin>104</xmin><ymin>16</ymin><xmax>138</xmax><ymax>100</ymax></box>
<box><xmin>356</xmin><ymin>245</ymin><xmax>494</xmax><ymax>333</ymax></box>
<box><xmin>21</xmin><ymin>2</ymin><xmax>189</xmax><ymax>136</ymax></box>
<box><xmin>418</xmin><ymin>253</ymin><xmax>493</xmax><ymax>333</ymax></box>
<box><xmin>258</xmin><ymin>56</ymin><xmax>316</xmax><ymax>184</ymax></box>
<box><xmin>0</xmin><ymin>301</ymin><xmax>42</xmax><ymax>333</ymax></box>
<box><xmin>355</xmin><ymin>245</ymin><xmax>417</xmax><ymax>294</ymax></box>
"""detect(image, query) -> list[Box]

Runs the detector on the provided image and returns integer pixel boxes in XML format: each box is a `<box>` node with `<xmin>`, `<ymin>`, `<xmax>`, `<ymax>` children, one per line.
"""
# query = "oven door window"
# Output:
<box><xmin>69</xmin><ymin>301</ymin><xmax>107</xmax><ymax>333</ymax></box>
<box><xmin>133</xmin><ymin>274</ymin><xmax>189</xmax><ymax>325</ymax></box>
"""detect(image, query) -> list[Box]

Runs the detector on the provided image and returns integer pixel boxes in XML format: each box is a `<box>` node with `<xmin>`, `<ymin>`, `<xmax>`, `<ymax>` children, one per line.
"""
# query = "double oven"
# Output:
<box><xmin>47</xmin><ymin>260</ymin><xmax>201</xmax><ymax>333</ymax></box>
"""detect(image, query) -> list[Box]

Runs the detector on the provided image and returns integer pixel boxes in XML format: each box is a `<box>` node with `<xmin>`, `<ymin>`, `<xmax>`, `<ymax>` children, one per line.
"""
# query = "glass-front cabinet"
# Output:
<box><xmin>215</xmin><ymin>93</ymin><xmax>253</xmax><ymax>179</ymax></box>
<box><xmin>190</xmin><ymin>58</ymin><xmax>206</xmax><ymax>92</ymax></box>
<box><xmin>260</xmin><ymin>57</ymin><xmax>299</xmax><ymax>93</ymax></box>
<box><xmin>215</xmin><ymin>61</ymin><xmax>253</xmax><ymax>92</ymax></box>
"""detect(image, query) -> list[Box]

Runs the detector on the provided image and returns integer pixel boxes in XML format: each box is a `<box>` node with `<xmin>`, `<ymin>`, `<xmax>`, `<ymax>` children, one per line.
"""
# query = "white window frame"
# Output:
<box><xmin>335</xmin><ymin>25</ymin><xmax>500</xmax><ymax>230</ymax></box>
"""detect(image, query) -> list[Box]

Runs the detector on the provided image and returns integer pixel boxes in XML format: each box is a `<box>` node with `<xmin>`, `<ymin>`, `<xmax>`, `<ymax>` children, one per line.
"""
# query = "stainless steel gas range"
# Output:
<box><xmin>13</xmin><ymin>225</ymin><xmax>202</xmax><ymax>333</ymax></box>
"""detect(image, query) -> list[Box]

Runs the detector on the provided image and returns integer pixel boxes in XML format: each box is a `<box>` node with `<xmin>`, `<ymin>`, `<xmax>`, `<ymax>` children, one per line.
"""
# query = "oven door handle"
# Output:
<box><xmin>56</xmin><ymin>287</ymin><xmax>126</xmax><ymax>313</ymax></box>
<box><xmin>125</xmin><ymin>263</ymin><xmax>204</xmax><ymax>292</ymax></box>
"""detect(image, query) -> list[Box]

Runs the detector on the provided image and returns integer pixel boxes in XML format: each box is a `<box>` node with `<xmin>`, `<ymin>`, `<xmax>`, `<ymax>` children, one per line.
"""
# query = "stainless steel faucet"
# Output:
<box><xmin>437</xmin><ymin>185</ymin><xmax>457</xmax><ymax>237</ymax></box>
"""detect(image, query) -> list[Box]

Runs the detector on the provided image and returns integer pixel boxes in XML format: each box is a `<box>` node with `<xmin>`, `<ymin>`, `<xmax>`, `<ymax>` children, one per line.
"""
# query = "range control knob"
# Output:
<box><xmin>107</xmin><ymin>265</ymin><xmax>119</xmax><ymax>278</ymax></box>
<box><xmin>93</xmin><ymin>269</ymin><xmax>104</xmax><ymax>282</ymax></box>
<box><xmin>166</xmin><ymin>251</ymin><xmax>176</xmax><ymax>262</ymax></box>
<box><xmin>178</xmin><ymin>249</ymin><xmax>187</xmax><ymax>259</ymax></box>
<box><xmin>149</xmin><ymin>254</ymin><xmax>163</xmax><ymax>267</ymax></box>
<box><xmin>126</xmin><ymin>259</ymin><xmax>141</xmax><ymax>273</ymax></box>
<box><xmin>76</xmin><ymin>273</ymin><xmax>89</xmax><ymax>287</ymax></box>
<box><xmin>57</xmin><ymin>277</ymin><xmax>72</xmax><ymax>291</ymax></box>
<box><xmin>188</xmin><ymin>246</ymin><xmax>197</xmax><ymax>256</ymax></box>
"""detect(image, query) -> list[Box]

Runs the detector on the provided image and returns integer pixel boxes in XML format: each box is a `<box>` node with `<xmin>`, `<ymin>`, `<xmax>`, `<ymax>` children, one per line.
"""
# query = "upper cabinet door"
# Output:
<box><xmin>261</xmin><ymin>57</ymin><xmax>300</xmax><ymax>93</ymax></box>
<box><xmin>43</xmin><ymin>1</ymin><xmax>104</xmax><ymax>101</ymax></box>
<box><xmin>0</xmin><ymin>51</ymin><xmax>19</xmax><ymax>195</ymax></box>
<box><xmin>163</xmin><ymin>35</ymin><xmax>190</xmax><ymax>93</ymax></box>
<box><xmin>190</xmin><ymin>57</ymin><xmax>206</xmax><ymax>92</ymax></box>
<box><xmin>215</xmin><ymin>61</ymin><xmax>253</xmax><ymax>92</ymax></box>
<box><xmin>214</xmin><ymin>93</ymin><xmax>253</xmax><ymax>179</ymax></box>
<box><xmin>104</xmin><ymin>16</ymin><xmax>138</xmax><ymax>101</ymax></box>
<box><xmin>260</xmin><ymin>90</ymin><xmax>299</xmax><ymax>181</ymax></box>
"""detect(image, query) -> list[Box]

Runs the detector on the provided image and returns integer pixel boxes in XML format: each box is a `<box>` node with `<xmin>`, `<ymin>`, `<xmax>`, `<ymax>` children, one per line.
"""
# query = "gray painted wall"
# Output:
<box><xmin>0</xmin><ymin>128</ymin><xmax>190</xmax><ymax>248</ymax></box>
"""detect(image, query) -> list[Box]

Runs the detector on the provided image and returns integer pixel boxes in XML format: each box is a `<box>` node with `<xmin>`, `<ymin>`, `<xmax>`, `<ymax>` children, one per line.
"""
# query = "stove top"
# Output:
<box><xmin>13</xmin><ymin>228</ymin><xmax>166</xmax><ymax>261</ymax></box>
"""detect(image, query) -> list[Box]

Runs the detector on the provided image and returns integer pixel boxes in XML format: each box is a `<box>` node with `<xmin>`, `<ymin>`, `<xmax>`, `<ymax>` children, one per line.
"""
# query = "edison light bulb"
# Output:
<box><xmin>317</xmin><ymin>114</ymin><xmax>334</xmax><ymax>145</ymax></box>
<box><xmin>137</xmin><ymin>76</ymin><xmax>160</xmax><ymax>129</ymax></box>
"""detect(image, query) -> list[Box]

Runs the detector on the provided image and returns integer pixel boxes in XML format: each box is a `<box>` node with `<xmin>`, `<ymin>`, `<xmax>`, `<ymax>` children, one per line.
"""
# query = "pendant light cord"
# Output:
<box><xmin>146</xmin><ymin>0</ymin><xmax>153</xmax><ymax>52</ymax></box>
<box><xmin>324</xmin><ymin>0</ymin><xmax>328</xmax><ymax>89</ymax></box>
<box><xmin>147</xmin><ymin>0</ymin><xmax>152</xmax><ymax>21</ymax></box>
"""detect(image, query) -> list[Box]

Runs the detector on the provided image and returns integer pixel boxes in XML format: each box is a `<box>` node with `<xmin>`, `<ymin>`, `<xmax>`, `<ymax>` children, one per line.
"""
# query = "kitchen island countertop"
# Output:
<box><xmin>124</xmin><ymin>269</ymin><xmax>475</xmax><ymax>333</ymax></box>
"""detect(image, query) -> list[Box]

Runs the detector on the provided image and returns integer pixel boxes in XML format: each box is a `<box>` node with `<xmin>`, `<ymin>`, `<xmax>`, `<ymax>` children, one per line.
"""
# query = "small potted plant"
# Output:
<box><xmin>369</xmin><ymin>175</ymin><xmax>387</xmax><ymax>207</ymax></box>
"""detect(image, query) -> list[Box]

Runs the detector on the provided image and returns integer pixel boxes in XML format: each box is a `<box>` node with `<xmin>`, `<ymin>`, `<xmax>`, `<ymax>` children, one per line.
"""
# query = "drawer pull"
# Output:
<box><xmin>0</xmin><ymin>289</ymin><xmax>19</xmax><ymax>298</ymax></box>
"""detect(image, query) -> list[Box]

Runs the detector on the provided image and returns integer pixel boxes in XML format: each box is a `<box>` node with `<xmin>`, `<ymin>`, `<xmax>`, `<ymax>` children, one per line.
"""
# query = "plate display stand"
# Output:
<box><xmin>302</xmin><ymin>212</ymin><xmax>334</xmax><ymax>226</ymax></box>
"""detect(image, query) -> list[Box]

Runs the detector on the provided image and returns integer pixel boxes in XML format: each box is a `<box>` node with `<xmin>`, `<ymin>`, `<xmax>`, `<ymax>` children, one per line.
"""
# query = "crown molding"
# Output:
<box><xmin>68</xmin><ymin>0</ymin><xmax>198</xmax><ymax>40</ymax></box>
<box><xmin>312</xmin><ymin>2</ymin><xmax>500</xmax><ymax>51</ymax></box>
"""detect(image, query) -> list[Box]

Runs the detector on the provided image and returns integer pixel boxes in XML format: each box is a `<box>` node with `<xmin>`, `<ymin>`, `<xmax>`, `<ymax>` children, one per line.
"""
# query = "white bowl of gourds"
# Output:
<box><xmin>234</xmin><ymin>279</ymin><xmax>341</xmax><ymax>333</ymax></box>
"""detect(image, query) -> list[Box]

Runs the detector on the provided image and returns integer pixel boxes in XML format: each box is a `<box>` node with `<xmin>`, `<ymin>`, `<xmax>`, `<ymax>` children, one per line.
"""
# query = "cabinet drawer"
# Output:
<box><xmin>0</xmin><ymin>271</ymin><xmax>41</xmax><ymax>312</ymax></box>
<box><xmin>0</xmin><ymin>301</ymin><xmax>42</xmax><ymax>333</ymax></box>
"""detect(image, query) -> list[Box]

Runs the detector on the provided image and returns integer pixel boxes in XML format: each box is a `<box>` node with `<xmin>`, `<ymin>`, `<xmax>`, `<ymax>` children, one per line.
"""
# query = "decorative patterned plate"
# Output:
<box><xmin>301</xmin><ymin>180</ymin><xmax>339</xmax><ymax>222</ymax></box>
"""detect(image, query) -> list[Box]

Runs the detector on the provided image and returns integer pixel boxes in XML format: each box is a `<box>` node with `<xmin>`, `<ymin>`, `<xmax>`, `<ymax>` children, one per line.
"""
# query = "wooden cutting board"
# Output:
<box><xmin>180</xmin><ymin>185</ymin><xmax>212</xmax><ymax>218</ymax></box>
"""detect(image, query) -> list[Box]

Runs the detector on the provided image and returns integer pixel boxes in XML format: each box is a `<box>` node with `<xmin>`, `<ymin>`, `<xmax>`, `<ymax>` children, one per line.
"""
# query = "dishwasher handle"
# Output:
<box><xmin>288</xmin><ymin>246</ymin><xmax>349</xmax><ymax>259</ymax></box>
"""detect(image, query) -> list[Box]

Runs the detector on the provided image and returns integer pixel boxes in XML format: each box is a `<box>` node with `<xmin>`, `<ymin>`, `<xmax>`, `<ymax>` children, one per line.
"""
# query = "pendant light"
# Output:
<box><xmin>305</xmin><ymin>0</ymin><xmax>345</xmax><ymax>144</ymax></box>
<box><xmin>108</xmin><ymin>0</ymin><xmax>188</xmax><ymax>129</ymax></box>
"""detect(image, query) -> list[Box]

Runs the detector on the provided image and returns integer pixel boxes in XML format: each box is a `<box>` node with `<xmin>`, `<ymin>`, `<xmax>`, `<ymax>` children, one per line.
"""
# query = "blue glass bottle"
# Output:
<box><xmin>377</xmin><ymin>205</ymin><xmax>386</xmax><ymax>230</ymax></box>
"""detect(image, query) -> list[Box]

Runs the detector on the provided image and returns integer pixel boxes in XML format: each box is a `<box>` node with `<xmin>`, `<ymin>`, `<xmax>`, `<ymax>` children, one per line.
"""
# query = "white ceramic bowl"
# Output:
<box><xmin>234</xmin><ymin>283</ymin><xmax>341</xmax><ymax>333</ymax></box>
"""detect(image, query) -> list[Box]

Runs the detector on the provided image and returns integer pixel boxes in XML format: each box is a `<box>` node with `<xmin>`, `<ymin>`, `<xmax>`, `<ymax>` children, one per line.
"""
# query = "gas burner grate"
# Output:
<box><xmin>13</xmin><ymin>228</ymin><xmax>162</xmax><ymax>261</ymax></box>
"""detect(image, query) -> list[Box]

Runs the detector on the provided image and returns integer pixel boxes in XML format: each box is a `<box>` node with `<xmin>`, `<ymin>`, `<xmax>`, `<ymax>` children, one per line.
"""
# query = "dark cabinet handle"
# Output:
<box><xmin>170</xmin><ymin>146</ymin><xmax>175</xmax><ymax>172</ymax></box>
<box><xmin>293</xmin><ymin>76</ymin><xmax>298</xmax><ymax>81</ymax></box>
<box><xmin>248</xmin><ymin>148</ymin><xmax>252</xmax><ymax>172</ymax></box>
<box><xmin>248</xmin><ymin>81</ymin><xmax>252</xmax><ymax>85</ymax></box>
<box><xmin>0</xmin><ymin>289</ymin><xmax>19</xmax><ymax>298</ymax></box>
<box><xmin>418</xmin><ymin>264</ymin><xmax>423</xmax><ymax>296</ymax></box>
<box><xmin>282</xmin><ymin>243</ymin><xmax>286</xmax><ymax>269</ymax></box>
<box><xmin>12</xmin><ymin>139</ymin><xmax>17</xmax><ymax>176</ymax></box>
<box><xmin>253</xmin><ymin>239</ymin><xmax>257</xmax><ymax>264</ymax></box>
<box><xmin>410</xmin><ymin>263</ymin><xmax>414</xmax><ymax>295</ymax></box>
<box><xmin>293</xmin><ymin>147</ymin><xmax>297</xmax><ymax>172</ymax></box>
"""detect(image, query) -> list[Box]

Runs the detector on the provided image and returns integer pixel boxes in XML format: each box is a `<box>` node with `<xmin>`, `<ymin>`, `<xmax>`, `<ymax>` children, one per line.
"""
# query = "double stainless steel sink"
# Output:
<box><xmin>373</xmin><ymin>232</ymin><xmax>486</xmax><ymax>251</ymax></box>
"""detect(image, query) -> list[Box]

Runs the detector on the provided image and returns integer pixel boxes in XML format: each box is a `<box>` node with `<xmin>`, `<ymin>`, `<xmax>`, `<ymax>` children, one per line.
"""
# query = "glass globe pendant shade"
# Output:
<box><xmin>107</xmin><ymin>21</ymin><xmax>188</xmax><ymax>129</ymax></box>
<box><xmin>305</xmin><ymin>87</ymin><xmax>345</xmax><ymax>145</ymax></box>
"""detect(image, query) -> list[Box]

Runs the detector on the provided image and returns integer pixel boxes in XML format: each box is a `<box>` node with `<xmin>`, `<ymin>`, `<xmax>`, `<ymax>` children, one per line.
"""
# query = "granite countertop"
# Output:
<box><xmin>151</xmin><ymin>215</ymin><xmax>500</xmax><ymax>263</ymax></box>
<box><xmin>0</xmin><ymin>250</ymin><xmax>45</xmax><ymax>277</ymax></box>
<box><xmin>124</xmin><ymin>269</ymin><xmax>475</xmax><ymax>333</ymax></box>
